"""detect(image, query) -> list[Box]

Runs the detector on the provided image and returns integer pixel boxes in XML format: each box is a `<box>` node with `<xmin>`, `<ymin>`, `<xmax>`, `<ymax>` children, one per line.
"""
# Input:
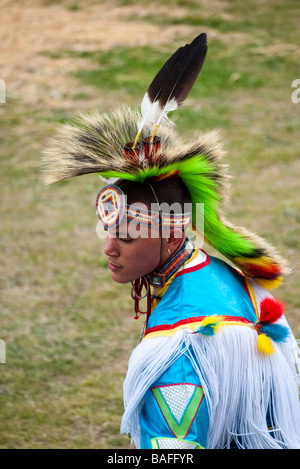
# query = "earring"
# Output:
<box><xmin>167</xmin><ymin>249</ymin><xmax>171</xmax><ymax>255</ymax></box>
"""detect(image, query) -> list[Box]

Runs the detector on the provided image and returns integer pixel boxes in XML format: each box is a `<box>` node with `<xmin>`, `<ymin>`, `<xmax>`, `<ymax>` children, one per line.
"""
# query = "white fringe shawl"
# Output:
<box><xmin>121</xmin><ymin>326</ymin><xmax>300</xmax><ymax>449</ymax></box>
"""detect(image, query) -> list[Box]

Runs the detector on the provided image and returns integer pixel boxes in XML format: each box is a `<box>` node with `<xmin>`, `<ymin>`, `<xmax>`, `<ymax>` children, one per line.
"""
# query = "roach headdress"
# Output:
<box><xmin>42</xmin><ymin>33</ymin><xmax>288</xmax><ymax>289</ymax></box>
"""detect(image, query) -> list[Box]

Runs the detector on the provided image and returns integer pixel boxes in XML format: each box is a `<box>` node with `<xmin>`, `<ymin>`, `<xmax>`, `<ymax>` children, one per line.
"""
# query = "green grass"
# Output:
<box><xmin>1</xmin><ymin>0</ymin><xmax>299</xmax><ymax>449</ymax></box>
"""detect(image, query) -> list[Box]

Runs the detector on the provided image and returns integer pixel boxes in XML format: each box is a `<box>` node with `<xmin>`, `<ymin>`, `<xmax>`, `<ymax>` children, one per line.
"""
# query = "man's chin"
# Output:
<box><xmin>109</xmin><ymin>270</ymin><xmax>131</xmax><ymax>284</ymax></box>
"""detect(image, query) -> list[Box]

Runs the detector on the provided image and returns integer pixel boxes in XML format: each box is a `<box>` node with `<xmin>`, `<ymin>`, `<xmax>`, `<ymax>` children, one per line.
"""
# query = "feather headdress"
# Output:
<box><xmin>135</xmin><ymin>32</ymin><xmax>207</xmax><ymax>146</ymax></box>
<box><xmin>42</xmin><ymin>33</ymin><xmax>288</xmax><ymax>288</ymax></box>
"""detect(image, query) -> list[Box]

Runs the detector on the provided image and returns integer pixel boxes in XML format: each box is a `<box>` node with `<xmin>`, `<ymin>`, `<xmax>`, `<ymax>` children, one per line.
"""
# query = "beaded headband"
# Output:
<box><xmin>96</xmin><ymin>184</ymin><xmax>190</xmax><ymax>232</ymax></box>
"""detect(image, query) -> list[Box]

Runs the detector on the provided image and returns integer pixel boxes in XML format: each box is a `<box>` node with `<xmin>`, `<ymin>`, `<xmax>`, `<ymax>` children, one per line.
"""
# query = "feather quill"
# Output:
<box><xmin>134</xmin><ymin>33</ymin><xmax>208</xmax><ymax>146</ymax></box>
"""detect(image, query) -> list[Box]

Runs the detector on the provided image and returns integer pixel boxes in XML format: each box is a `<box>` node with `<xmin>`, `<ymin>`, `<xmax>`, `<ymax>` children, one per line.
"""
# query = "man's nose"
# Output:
<box><xmin>104</xmin><ymin>233</ymin><xmax>119</xmax><ymax>257</ymax></box>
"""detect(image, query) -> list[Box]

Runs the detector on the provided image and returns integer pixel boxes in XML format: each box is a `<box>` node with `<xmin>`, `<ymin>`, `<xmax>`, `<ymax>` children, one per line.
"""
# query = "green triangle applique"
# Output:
<box><xmin>151</xmin><ymin>437</ymin><xmax>203</xmax><ymax>449</ymax></box>
<box><xmin>151</xmin><ymin>384</ymin><xmax>204</xmax><ymax>439</ymax></box>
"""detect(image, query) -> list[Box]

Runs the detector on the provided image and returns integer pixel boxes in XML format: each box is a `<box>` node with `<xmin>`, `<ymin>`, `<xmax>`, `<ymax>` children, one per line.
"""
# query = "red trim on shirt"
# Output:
<box><xmin>175</xmin><ymin>250</ymin><xmax>211</xmax><ymax>278</ymax></box>
<box><xmin>144</xmin><ymin>315</ymin><xmax>252</xmax><ymax>338</ymax></box>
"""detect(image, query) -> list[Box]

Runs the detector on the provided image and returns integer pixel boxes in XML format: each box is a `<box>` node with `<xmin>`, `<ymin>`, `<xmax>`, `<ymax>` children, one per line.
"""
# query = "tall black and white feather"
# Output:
<box><xmin>138</xmin><ymin>33</ymin><xmax>207</xmax><ymax>134</ymax></box>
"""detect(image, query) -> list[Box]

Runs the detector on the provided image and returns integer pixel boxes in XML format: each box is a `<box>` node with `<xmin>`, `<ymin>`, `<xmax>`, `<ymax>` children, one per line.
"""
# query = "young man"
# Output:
<box><xmin>43</xmin><ymin>34</ymin><xmax>300</xmax><ymax>449</ymax></box>
<box><xmin>103</xmin><ymin>178</ymin><xmax>189</xmax><ymax>285</ymax></box>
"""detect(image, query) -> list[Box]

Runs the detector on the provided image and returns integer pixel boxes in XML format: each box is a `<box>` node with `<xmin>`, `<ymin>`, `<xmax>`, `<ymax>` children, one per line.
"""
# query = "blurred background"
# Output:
<box><xmin>0</xmin><ymin>0</ymin><xmax>299</xmax><ymax>449</ymax></box>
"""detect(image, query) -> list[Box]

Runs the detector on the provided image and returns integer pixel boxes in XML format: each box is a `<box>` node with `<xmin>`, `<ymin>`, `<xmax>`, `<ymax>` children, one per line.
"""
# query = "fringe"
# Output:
<box><xmin>250</xmin><ymin>279</ymin><xmax>300</xmax><ymax>385</ymax></box>
<box><xmin>121</xmin><ymin>326</ymin><xmax>300</xmax><ymax>449</ymax></box>
<box><xmin>121</xmin><ymin>332</ymin><xmax>187</xmax><ymax>448</ymax></box>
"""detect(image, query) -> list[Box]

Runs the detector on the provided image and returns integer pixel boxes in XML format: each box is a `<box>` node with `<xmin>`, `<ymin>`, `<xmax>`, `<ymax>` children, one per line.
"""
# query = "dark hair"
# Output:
<box><xmin>115</xmin><ymin>178</ymin><xmax>191</xmax><ymax>212</ymax></box>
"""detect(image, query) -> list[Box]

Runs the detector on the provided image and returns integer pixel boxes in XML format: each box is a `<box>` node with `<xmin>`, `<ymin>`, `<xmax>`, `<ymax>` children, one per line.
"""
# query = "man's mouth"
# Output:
<box><xmin>107</xmin><ymin>260</ymin><xmax>122</xmax><ymax>271</ymax></box>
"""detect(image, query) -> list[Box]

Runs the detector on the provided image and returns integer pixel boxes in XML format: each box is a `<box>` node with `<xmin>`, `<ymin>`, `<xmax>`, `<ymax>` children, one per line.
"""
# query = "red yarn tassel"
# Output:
<box><xmin>259</xmin><ymin>297</ymin><xmax>284</xmax><ymax>324</ymax></box>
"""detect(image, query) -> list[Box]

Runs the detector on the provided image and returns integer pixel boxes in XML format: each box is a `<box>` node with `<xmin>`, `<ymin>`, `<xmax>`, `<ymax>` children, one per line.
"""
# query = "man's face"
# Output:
<box><xmin>103</xmin><ymin>220</ymin><xmax>162</xmax><ymax>284</ymax></box>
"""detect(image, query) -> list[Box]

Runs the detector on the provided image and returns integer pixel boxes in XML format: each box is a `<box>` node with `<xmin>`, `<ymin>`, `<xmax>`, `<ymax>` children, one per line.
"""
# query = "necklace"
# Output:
<box><xmin>131</xmin><ymin>238</ymin><xmax>194</xmax><ymax>320</ymax></box>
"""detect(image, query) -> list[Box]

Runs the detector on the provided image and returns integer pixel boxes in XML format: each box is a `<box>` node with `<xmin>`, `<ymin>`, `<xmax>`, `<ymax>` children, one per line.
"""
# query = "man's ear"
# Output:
<box><xmin>164</xmin><ymin>228</ymin><xmax>185</xmax><ymax>251</ymax></box>
<box><xmin>158</xmin><ymin>229</ymin><xmax>186</xmax><ymax>268</ymax></box>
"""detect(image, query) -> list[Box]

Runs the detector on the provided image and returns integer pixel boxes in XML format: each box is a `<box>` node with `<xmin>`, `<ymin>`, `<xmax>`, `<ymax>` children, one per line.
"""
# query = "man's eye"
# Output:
<box><xmin>118</xmin><ymin>234</ymin><xmax>132</xmax><ymax>242</ymax></box>
<box><xmin>120</xmin><ymin>238</ymin><xmax>132</xmax><ymax>243</ymax></box>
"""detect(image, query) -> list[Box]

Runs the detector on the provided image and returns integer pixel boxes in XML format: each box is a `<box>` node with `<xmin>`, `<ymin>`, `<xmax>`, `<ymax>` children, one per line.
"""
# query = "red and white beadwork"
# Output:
<box><xmin>96</xmin><ymin>184</ymin><xmax>191</xmax><ymax>230</ymax></box>
<box><xmin>96</xmin><ymin>185</ymin><xmax>125</xmax><ymax>229</ymax></box>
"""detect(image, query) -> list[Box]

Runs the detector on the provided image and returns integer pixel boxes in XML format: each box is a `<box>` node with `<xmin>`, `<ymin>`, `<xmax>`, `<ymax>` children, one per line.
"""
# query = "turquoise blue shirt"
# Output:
<box><xmin>139</xmin><ymin>253</ymin><xmax>257</xmax><ymax>449</ymax></box>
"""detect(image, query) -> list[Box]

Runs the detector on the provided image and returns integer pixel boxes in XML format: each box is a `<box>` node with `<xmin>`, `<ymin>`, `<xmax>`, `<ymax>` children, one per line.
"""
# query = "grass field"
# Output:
<box><xmin>0</xmin><ymin>0</ymin><xmax>299</xmax><ymax>449</ymax></box>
